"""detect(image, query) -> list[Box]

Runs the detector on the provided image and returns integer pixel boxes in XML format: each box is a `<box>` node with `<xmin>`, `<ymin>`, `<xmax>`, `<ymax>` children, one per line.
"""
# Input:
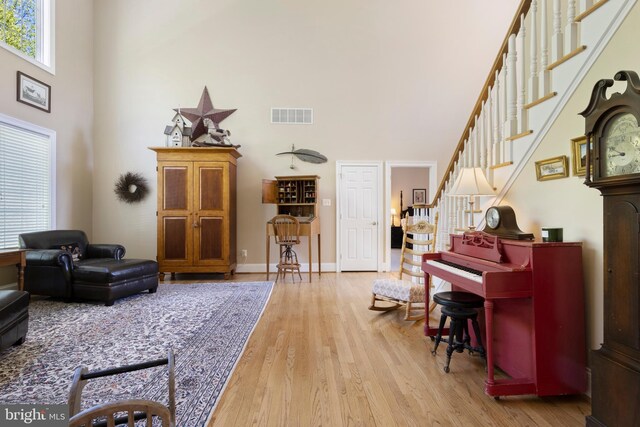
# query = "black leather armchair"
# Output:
<box><xmin>19</xmin><ymin>230</ymin><xmax>158</xmax><ymax>306</ymax></box>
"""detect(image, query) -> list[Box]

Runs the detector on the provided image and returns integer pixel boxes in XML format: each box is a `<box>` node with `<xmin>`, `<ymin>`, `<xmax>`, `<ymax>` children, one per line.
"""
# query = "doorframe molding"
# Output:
<box><xmin>384</xmin><ymin>160</ymin><xmax>437</xmax><ymax>271</ymax></box>
<box><xmin>335</xmin><ymin>161</ymin><xmax>384</xmax><ymax>272</ymax></box>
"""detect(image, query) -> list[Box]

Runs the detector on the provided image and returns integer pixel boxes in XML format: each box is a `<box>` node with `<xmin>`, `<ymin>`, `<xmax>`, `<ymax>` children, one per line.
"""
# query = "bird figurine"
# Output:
<box><xmin>277</xmin><ymin>145</ymin><xmax>327</xmax><ymax>169</ymax></box>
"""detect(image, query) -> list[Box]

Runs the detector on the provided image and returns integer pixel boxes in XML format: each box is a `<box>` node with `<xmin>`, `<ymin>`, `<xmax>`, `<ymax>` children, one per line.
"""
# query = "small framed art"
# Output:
<box><xmin>535</xmin><ymin>155</ymin><xmax>569</xmax><ymax>181</ymax></box>
<box><xmin>413</xmin><ymin>188</ymin><xmax>426</xmax><ymax>204</ymax></box>
<box><xmin>571</xmin><ymin>136</ymin><xmax>589</xmax><ymax>176</ymax></box>
<box><xmin>17</xmin><ymin>71</ymin><xmax>51</xmax><ymax>113</ymax></box>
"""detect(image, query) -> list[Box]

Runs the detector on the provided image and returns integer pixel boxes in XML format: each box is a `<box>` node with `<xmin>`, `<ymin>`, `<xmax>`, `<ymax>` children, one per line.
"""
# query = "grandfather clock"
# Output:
<box><xmin>581</xmin><ymin>70</ymin><xmax>640</xmax><ymax>426</ymax></box>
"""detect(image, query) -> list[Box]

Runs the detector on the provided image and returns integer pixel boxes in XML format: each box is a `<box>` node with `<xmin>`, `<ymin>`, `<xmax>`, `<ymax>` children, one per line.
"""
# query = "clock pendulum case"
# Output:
<box><xmin>580</xmin><ymin>70</ymin><xmax>640</xmax><ymax>427</ymax></box>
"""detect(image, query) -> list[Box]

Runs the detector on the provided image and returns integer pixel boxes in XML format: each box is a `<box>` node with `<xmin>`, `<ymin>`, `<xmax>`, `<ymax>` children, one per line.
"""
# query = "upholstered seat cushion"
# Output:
<box><xmin>73</xmin><ymin>259</ymin><xmax>158</xmax><ymax>285</ymax></box>
<box><xmin>372</xmin><ymin>278</ymin><xmax>425</xmax><ymax>302</ymax></box>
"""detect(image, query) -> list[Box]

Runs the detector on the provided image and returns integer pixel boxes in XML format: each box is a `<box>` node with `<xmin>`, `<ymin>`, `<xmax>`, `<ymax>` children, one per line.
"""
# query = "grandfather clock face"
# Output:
<box><xmin>602</xmin><ymin>113</ymin><xmax>640</xmax><ymax>177</ymax></box>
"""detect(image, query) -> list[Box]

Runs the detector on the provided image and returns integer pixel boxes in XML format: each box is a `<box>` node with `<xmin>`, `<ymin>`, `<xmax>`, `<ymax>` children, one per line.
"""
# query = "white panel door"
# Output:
<box><xmin>339</xmin><ymin>164</ymin><xmax>379</xmax><ymax>271</ymax></box>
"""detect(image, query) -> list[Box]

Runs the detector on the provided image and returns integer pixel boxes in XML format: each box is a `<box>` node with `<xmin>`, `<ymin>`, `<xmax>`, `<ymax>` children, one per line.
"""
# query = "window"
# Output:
<box><xmin>0</xmin><ymin>114</ymin><xmax>55</xmax><ymax>249</ymax></box>
<box><xmin>0</xmin><ymin>0</ymin><xmax>54</xmax><ymax>73</ymax></box>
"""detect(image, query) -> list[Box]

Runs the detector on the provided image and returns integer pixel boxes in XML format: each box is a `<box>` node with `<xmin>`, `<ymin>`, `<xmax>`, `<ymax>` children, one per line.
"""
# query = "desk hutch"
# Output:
<box><xmin>262</xmin><ymin>175</ymin><xmax>321</xmax><ymax>281</ymax></box>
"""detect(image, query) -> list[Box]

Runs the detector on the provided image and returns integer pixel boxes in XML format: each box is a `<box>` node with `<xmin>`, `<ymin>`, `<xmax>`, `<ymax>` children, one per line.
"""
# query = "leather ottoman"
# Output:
<box><xmin>0</xmin><ymin>290</ymin><xmax>29</xmax><ymax>352</ymax></box>
<box><xmin>72</xmin><ymin>259</ymin><xmax>159</xmax><ymax>306</ymax></box>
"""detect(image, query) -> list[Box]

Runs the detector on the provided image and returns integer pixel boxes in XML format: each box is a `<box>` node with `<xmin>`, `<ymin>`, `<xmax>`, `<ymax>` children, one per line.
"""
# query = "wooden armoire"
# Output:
<box><xmin>150</xmin><ymin>147</ymin><xmax>241</xmax><ymax>279</ymax></box>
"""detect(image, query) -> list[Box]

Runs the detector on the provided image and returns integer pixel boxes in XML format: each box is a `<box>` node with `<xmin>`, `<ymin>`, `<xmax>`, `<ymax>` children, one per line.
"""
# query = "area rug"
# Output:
<box><xmin>0</xmin><ymin>281</ymin><xmax>273</xmax><ymax>426</ymax></box>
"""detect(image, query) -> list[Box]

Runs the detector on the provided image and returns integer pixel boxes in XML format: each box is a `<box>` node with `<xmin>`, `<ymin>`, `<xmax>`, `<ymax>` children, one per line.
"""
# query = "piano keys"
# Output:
<box><xmin>422</xmin><ymin>231</ymin><xmax>587</xmax><ymax>398</ymax></box>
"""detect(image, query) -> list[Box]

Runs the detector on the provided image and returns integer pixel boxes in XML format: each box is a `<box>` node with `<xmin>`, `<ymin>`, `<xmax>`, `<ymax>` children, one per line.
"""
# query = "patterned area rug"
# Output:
<box><xmin>0</xmin><ymin>282</ymin><xmax>273</xmax><ymax>426</ymax></box>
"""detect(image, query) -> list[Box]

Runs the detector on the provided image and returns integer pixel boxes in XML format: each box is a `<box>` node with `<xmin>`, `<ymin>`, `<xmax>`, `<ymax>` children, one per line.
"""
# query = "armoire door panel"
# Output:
<box><xmin>163</xmin><ymin>166</ymin><xmax>190</xmax><ymax>211</ymax></box>
<box><xmin>162</xmin><ymin>217</ymin><xmax>189</xmax><ymax>260</ymax></box>
<box><xmin>197</xmin><ymin>217</ymin><xmax>224</xmax><ymax>262</ymax></box>
<box><xmin>197</xmin><ymin>164</ymin><xmax>224</xmax><ymax>211</ymax></box>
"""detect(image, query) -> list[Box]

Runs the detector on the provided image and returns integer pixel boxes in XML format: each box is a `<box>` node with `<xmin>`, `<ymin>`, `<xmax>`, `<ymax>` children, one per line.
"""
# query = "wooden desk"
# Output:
<box><xmin>0</xmin><ymin>249</ymin><xmax>26</xmax><ymax>291</ymax></box>
<box><xmin>266</xmin><ymin>217</ymin><xmax>321</xmax><ymax>282</ymax></box>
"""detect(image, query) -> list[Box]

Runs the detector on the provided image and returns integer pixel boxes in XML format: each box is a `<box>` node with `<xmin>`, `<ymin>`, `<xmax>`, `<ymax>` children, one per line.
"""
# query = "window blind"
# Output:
<box><xmin>0</xmin><ymin>120</ymin><xmax>51</xmax><ymax>249</ymax></box>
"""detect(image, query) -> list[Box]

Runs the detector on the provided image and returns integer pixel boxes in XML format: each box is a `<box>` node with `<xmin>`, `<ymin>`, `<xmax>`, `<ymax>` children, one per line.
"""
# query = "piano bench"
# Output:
<box><xmin>432</xmin><ymin>291</ymin><xmax>484</xmax><ymax>309</ymax></box>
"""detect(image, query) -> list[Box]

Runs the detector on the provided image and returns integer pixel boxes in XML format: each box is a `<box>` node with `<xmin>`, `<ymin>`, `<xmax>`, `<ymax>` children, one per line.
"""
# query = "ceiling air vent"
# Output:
<box><xmin>271</xmin><ymin>108</ymin><xmax>313</xmax><ymax>124</ymax></box>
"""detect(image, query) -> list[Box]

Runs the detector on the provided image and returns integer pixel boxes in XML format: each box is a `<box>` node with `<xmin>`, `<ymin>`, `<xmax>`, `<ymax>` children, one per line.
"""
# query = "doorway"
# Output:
<box><xmin>385</xmin><ymin>161</ymin><xmax>437</xmax><ymax>271</ymax></box>
<box><xmin>336</xmin><ymin>162</ymin><xmax>383</xmax><ymax>271</ymax></box>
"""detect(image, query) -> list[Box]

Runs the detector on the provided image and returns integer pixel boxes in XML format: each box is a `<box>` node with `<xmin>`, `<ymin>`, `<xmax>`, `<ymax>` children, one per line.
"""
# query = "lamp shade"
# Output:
<box><xmin>390</xmin><ymin>208</ymin><xmax>397</xmax><ymax>215</ymax></box>
<box><xmin>449</xmin><ymin>167</ymin><xmax>495</xmax><ymax>197</ymax></box>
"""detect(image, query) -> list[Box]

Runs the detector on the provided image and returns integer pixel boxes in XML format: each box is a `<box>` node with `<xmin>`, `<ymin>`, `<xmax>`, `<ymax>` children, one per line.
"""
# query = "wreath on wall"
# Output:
<box><xmin>114</xmin><ymin>172</ymin><xmax>149</xmax><ymax>204</ymax></box>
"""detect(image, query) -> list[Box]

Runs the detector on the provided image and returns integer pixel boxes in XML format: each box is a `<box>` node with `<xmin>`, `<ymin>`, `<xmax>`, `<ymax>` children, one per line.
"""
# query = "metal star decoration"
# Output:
<box><xmin>175</xmin><ymin>86</ymin><xmax>236</xmax><ymax>141</ymax></box>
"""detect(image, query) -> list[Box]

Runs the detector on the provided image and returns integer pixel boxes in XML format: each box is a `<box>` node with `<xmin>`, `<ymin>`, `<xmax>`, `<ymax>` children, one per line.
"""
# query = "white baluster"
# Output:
<box><xmin>472</xmin><ymin>117</ymin><xmax>479</xmax><ymax>166</ymax></box>
<box><xmin>446</xmin><ymin>185</ymin><xmax>454</xmax><ymax>244</ymax></box>
<box><xmin>458</xmin><ymin>194</ymin><xmax>465</xmax><ymax>230</ymax></box>
<box><xmin>517</xmin><ymin>15</ymin><xmax>528</xmax><ymax>133</ymax></box>
<box><xmin>505</xmin><ymin>34</ymin><xmax>518</xmax><ymax>163</ymax></box>
<box><xmin>501</xmin><ymin>55</ymin><xmax>508</xmax><ymax>161</ymax></box>
<box><xmin>540</xmin><ymin>0</ymin><xmax>551</xmax><ymax>95</ymax></box>
<box><xmin>494</xmin><ymin>70</ymin><xmax>502</xmax><ymax>165</ymax></box>
<box><xmin>552</xmin><ymin>0</ymin><xmax>564</xmax><ymax>62</ymax></box>
<box><xmin>565</xmin><ymin>0</ymin><xmax>578</xmax><ymax>53</ymax></box>
<box><xmin>486</xmin><ymin>89</ymin><xmax>494</xmax><ymax>168</ymax></box>
<box><xmin>529</xmin><ymin>0</ymin><xmax>539</xmax><ymax>102</ymax></box>
<box><xmin>480</xmin><ymin>105</ymin><xmax>487</xmax><ymax>171</ymax></box>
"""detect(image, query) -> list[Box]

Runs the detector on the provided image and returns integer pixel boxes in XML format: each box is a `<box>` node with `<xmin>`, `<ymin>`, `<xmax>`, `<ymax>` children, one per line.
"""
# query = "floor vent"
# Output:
<box><xmin>271</xmin><ymin>108</ymin><xmax>313</xmax><ymax>124</ymax></box>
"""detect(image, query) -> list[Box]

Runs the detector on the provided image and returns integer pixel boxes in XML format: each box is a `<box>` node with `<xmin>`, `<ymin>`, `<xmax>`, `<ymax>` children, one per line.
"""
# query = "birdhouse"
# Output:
<box><xmin>163</xmin><ymin>112</ymin><xmax>192</xmax><ymax>147</ymax></box>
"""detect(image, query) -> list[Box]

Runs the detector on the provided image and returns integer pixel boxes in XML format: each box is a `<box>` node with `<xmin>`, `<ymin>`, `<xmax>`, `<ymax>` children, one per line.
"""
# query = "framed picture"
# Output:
<box><xmin>571</xmin><ymin>136</ymin><xmax>589</xmax><ymax>176</ymax></box>
<box><xmin>535</xmin><ymin>155</ymin><xmax>569</xmax><ymax>181</ymax></box>
<box><xmin>413</xmin><ymin>188</ymin><xmax>426</xmax><ymax>204</ymax></box>
<box><xmin>16</xmin><ymin>71</ymin><xmax>51</xmax><ymax>113</ymax></box>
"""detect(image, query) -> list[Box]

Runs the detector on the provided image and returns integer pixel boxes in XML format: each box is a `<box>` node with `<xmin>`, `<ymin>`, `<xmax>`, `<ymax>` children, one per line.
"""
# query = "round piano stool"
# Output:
<box><xmin>431</xmin><ymin>291</ymin><xmax>485</xmax><ymax>373</ymax></box>
<box><xmin>439</xmin><ymin>306</ymin><xmax>485</xmax><ymax>373</ymax></box>
<box><xmin>431</xmin><ymin>291</ymin><xmax>484</xmax><ymax>354</ymax></box>
<box><xmin>432</xmin><ymin>291</ymin><xmax>484</xmax><ymax>309</ymax></box>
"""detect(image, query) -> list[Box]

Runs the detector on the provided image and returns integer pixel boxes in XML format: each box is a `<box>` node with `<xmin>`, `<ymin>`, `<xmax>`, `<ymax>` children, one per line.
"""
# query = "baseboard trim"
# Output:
<box><xmin>236</xmin><ymin>263</ymin><xmax>337</xmax><ymax>274</ymax></box>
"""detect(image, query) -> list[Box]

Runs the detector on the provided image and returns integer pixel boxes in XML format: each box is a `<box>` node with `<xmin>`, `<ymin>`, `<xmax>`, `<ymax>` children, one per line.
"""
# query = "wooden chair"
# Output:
<box><xmin>68</xmin><ymin>350</ymin><xmax>175</xmax><ymax>427</ymax></box>
<box><xmin>369</xmin><ymin>212</ymin><xmax>438</xmax><ymax>320</ymax></box>
<box><xmin>272</xmin><ymin>214</ymin><xmax>302</xmax><ymax>282</ymax></box>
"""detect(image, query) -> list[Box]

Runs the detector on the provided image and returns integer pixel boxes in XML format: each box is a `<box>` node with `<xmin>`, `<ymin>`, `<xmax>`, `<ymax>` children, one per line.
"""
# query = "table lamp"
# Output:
<box><xmin>390</xmin><ymin>208</ymin><xmax>397</xmax><ymax>226</ymax></box>
<box><xmin>449</xmin><ymin>167</ymin><xmax>495</xmax><ymax>229</ymax></box>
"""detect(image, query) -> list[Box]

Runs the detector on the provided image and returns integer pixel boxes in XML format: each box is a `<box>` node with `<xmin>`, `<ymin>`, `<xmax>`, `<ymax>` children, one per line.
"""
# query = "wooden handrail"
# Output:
<box><xmin>427</xmin><ymin>0</ymin><xmax>531</xmax><ymax>209</ymax></box>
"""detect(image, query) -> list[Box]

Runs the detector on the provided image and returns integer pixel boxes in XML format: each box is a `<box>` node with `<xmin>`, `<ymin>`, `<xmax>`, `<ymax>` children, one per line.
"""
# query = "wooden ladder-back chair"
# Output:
<box><xmin>68</xmin><ymin>350</ymin><xmax>176</xmax><ymax>427</ymax></box>
<box><xmin>369</xmin><ymin>211</ymin><xmax>438</xmax><ymax>321</ymax></box>
<box><xmin>272</xmin><ymin>214</ymin><xmax>302</xmax><ymax>282</ymax></box>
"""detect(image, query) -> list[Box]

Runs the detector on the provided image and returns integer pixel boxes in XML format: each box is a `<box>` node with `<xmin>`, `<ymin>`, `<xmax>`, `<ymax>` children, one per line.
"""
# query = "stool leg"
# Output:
<box><xmin>431</xmin><ymin>313</ymin><xmax>448</xmax><ymax>355</ymax></box>
<box><xmin>444</xmin><ymin>317</ymin><xmax>459</xmax><ymax>373</ymax></box>
<box><xmin>461</xmin><ymin>319</ymin><xmax>472</xmax><ymax>354</ymax></box>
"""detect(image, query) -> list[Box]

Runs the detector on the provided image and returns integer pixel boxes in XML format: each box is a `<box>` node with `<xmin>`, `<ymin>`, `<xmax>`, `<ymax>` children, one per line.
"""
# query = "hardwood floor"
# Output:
<box><xmin>199</xmin><ymin>272</ymin><xmax>589</xmax><ymax>426</ymax></box>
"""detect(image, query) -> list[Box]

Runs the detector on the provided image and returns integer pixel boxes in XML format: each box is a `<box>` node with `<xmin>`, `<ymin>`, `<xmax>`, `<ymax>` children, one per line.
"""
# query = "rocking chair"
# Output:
<box><xmin>369</xmin><ymin>212</ymin><xmax>438</xmax><ymax>320</ymax></box>
<box><xmin>68</xmin><ymin>350</ymin><xmax>175</xmax><ymax>427</ymax></box>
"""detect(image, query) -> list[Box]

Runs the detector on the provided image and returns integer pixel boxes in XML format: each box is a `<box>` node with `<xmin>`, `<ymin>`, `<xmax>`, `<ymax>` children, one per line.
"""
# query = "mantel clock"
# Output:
<box><xmin>580</xmin><ymin>70</ymin><xmax>640</xmax><ymax>426</ymax></box>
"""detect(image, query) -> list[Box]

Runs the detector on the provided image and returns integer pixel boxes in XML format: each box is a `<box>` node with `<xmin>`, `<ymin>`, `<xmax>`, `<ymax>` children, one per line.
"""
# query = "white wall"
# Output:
<box><xmin>0</xmin><ymin>0</ymin><xmax>93</xmax><ymax>285</ymax></box>
<box><xmin>92</xmin><ymin>0</ymin><xmax>518</xmax><ymax>266</ymax></box>
<box><xmin>503</xmin><ymin>3</ymin><xmax>640</xmax><ymax>349</ymax></box>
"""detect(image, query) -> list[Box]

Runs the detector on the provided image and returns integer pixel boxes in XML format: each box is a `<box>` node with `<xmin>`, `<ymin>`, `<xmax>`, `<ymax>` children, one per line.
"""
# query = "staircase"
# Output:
<box><xmin>431</xmin><ymin>0</ymin><xmax>637</xmax><ymax>250</ymax></box>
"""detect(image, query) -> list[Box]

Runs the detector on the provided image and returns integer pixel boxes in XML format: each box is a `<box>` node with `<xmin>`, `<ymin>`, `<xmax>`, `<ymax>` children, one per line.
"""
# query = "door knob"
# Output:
<box><xmin>372</xmin><ymin>221</ymin><xmax>377</xmax><ymax>226</ymax></box>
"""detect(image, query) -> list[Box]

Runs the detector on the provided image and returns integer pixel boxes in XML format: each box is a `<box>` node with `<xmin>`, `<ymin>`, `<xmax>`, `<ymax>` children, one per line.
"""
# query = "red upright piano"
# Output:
<box><xmin>422</xmin><ymin>231</ymin><xmax>587</xmax><ymax>397</ymax></box>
